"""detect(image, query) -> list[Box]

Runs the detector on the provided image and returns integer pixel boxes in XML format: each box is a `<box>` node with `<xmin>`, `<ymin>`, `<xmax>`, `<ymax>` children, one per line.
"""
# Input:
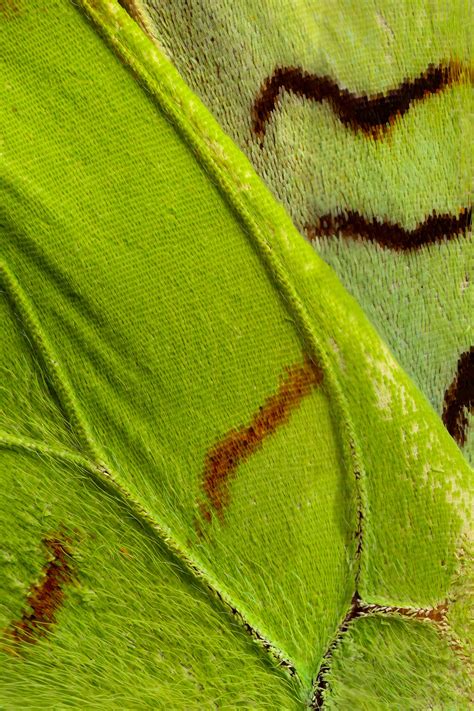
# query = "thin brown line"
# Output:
<box><xmin>304</xmin><ymin>207</ymin><xmax>471</xmax><ymax>251</ymax></box>
<box><xmin>210</xmin><ymin>587</ymin><xmax>297</xmax><ymax>677</ymax></box>
<box><xmin>116</xmin><ymin>0</ymin><xmax>157</xmax><ymax>41</ymax></box>
<box><xmin>3</xmin><ymin>531</ymin><xmax>75</xmax><ymax>648</ymax></box>
<box><xmin>200</xmin><ymin>355</ymin><xmax>323</xmax><ymax>522</ymax></box>
<box><xmin>116</xmin><ymin>0</ymin><xmax>143</xmax><ymax>24</ymax></box>
<box><xmin>356</xmin><ymin>600</ymin><xmax>448</xmax><ymax>623</ymax></box>
<box><xmin>312</xmin><ymin>593</ymin><xmax>364</xmax><ymax>708</ymax></box>
<box><xmin>442</xmin><ymin>347</ymin><xmax>474</xmax><ymax>446</ymax></box>
<box><xmin>252</xmin><ymin>61</ymin><xmax>472</xmax><ymax>141</ymax></box>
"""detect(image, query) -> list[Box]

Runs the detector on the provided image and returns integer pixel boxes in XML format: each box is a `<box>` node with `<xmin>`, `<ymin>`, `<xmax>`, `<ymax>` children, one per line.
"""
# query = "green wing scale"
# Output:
<box><xmin>134</xmin><ymin>0</ymin><xmax>473</xmax><ymax>465</ymax></box>
<box><xmin>1</xmin><ymin>1</ymin><xmax>472</xmax><ymax>707</ymax></box>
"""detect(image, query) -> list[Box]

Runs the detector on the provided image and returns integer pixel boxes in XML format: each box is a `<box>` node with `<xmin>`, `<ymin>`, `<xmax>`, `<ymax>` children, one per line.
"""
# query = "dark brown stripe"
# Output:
<box><xmin>252</xmin><ymin>61</ymin><xmax>471</xmax><ymax>140</ymax></box>
<box><xmin>200</xmin><ymin>355</ymin><xmax>323</xmax><ymax>522</ymax></box>
<box><xmin>443</xmin><ymin>347</ymin><xmax>474</xmax><ymax>447</ymax></box>
<box><xmin>4</xmin><ymin>532</ymin><xmax>75</xmax><ymax>647</ymax></box>
<box><xmin>305</xmin><ymin>207</ymin><xmax>471</xmax><ymax>251</ymax></box>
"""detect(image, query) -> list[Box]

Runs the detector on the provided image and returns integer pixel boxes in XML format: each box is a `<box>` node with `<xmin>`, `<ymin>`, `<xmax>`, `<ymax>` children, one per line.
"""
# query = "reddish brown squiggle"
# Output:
<box><xmin>443</xmin><ymin>347</ymin><xmax>474</xmax><ymax>446</ymax></box>
<box><xmin>4</xmin><ymin>532</ymin><xmax>75</xmax><ymax>647</ymax></box>
<box><xmin>305</xmin><ymin>207</ymin><xmax>471</xmax><ymax>251</ymax></box>
<box><xmin>252</xmin><ymin>61</ymin><xmax>471</xmax><ymax>140</ymax></box>
<box><xmin>201</xmin><ymin>355</ymin><xmax>323</xmax><ymax>522</ymax></box>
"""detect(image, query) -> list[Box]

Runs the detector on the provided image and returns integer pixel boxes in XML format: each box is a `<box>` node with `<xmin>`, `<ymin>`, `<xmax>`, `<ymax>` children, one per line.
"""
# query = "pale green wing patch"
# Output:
<box><xmin>318</xmin><ymin>614</ymin><xmax>471</xmax><ymax>709</ymax></box>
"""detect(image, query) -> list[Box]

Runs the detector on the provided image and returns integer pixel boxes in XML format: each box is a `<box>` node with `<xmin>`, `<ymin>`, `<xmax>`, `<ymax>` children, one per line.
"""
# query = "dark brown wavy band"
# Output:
<box><xmin>252</xmin><ymin>61</ymin><xmax>471</xmax><ymax>140</ymax></box>
<box><xmin>443</xmin><ymin>347</ymin><xmax>473</xmax><ymax>447</ymax></box>
<box><xmin>304</xmin><ymin>207</ymin><xmax>471</xmax><ymax>251</ymax></box>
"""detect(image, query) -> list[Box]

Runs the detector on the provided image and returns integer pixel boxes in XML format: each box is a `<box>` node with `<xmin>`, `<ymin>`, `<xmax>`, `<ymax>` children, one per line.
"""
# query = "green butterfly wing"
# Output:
<box><xmin>133</xmin><ymin>0</ymin><xmax>473</xmax><ymax>466</ymax></box>
<box><xmin>1</xmin><ymin>1</ymin><xmax>472</xmax><ymax>707</ymax></box>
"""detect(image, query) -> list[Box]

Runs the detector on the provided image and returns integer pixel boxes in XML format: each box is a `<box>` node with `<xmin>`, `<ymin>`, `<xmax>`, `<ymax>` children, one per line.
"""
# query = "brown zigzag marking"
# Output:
<box><xmin>3</xmin><ymin>531</ymin><xmax>75</xmax><ymax>649</ymax></box>
<box><xmin>304</xmin><ymin>207</ymin><xmax>471</xmax><ymax>251</ymax></box>
<box><xmin>252</xmin><ymin>61</ymin><xmax>472</xmax><ymax>140</ymax></box>
<box><xmin>200</xmin><ymin>355</ymin><xmax>323</xmax><ymax>523</ymax></box>
<box><xmin>443</xmin><ymin>347</ymin><xmax>474</xmax><ymax>447</ymax></box>
<box><xmin>311</xmin><ymin>594</ymin><xmax>449</xmax><ymax>708</ymax></box>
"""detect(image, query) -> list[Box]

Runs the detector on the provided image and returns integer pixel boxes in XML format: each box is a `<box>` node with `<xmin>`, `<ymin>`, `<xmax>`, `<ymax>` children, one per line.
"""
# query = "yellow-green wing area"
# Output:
<box><xmin>135</xmin><ymin>0</ymin><xmax>473</xmax><ymax>465</ymax></box>
<box><xmin>0</xmin><ymin>1</ymin><xmax>472</xmax><ymax>707</ymax></box>
<box><xmin>321</xmin><ymin>614</ymin><xmax>471</xmax><ymax>709</ymax></box>
<box><xmin>0</xmin><ymin>448</ymin><xmax>301</xmax><ymax>708</ymax></box>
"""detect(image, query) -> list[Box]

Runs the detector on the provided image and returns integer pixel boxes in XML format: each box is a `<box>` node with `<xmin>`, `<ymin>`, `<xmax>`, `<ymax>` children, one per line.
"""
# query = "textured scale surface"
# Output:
<box><xmin>134</xmin><ymin>0</ymin><xmax>473</xmax><ymax>466</ymax></box>
<box><xmin>1</xmin><ymin>1</ymin><xmax>472</xmax><ymax>708</ymax></box>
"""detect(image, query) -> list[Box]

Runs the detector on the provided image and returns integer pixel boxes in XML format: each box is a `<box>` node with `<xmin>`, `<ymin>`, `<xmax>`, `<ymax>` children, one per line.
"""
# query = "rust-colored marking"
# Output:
<box><xmin>200</xmin><ymin>355</ymin><xmax>323</xmax><ymax>522</ymax></box>
<box><xmin>356</xmin><ymin>599</ymin><xmax>449</xmax><ymax>623</ymax></box>
<box><xmin>305</xmin><ymin>207</ymin><xmax>471</xmax><ymax>251</ymax></box>
<box><xmin>4</xmin><ymin>532</ymin><xmax>75</xmax><ymax>647</ymax></box>
<box><xmin>443</xmin><ymin>347</ymin><xmax>474</xmax><ymax>447</ymax></box>
<box><xmin>252</xmin><ymin>61</ymin><xmax>472</xmax><ymax>141</ymax></box>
